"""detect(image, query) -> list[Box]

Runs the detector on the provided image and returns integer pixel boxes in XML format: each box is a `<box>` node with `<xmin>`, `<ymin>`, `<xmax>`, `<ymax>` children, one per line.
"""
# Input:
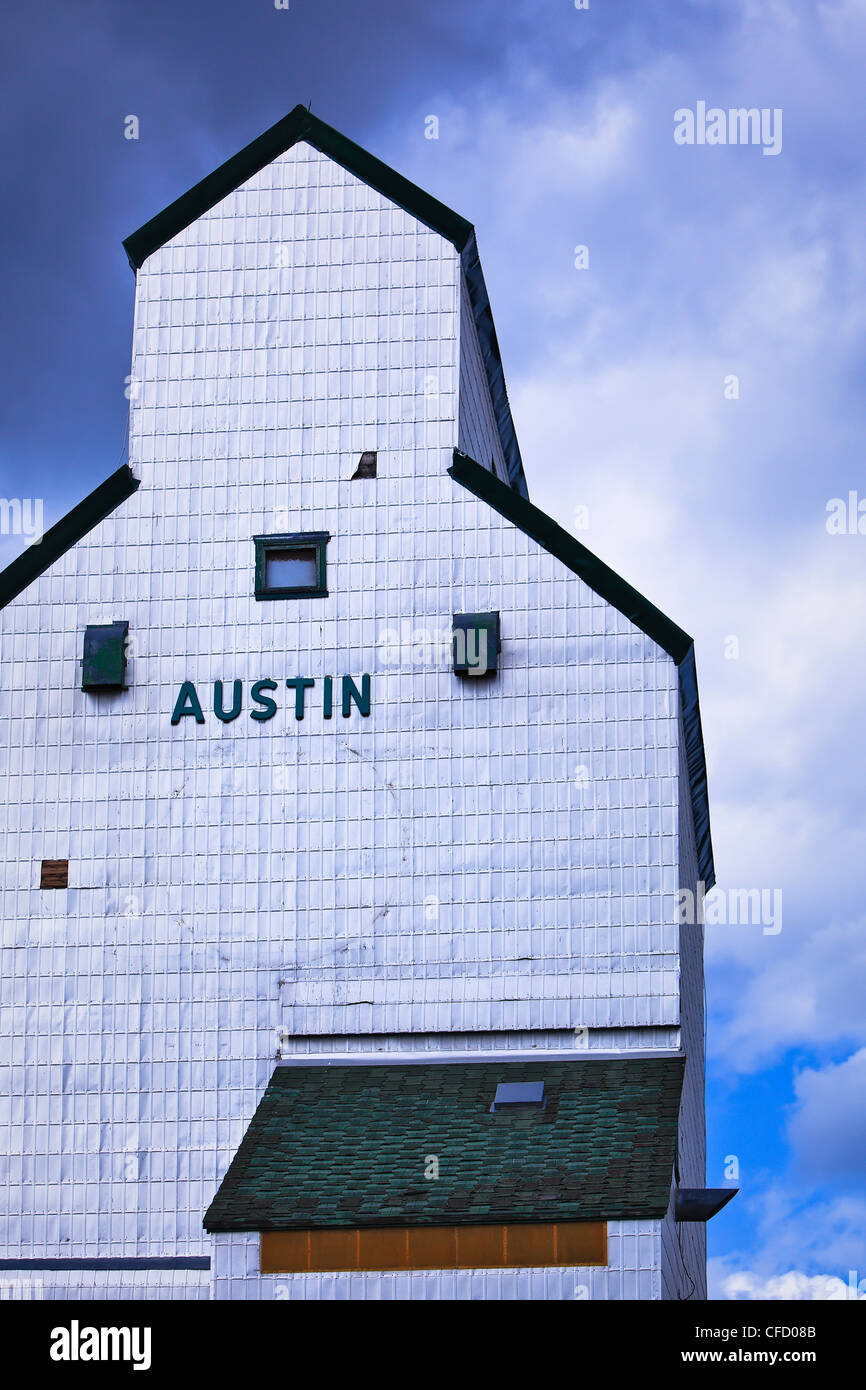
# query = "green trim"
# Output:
<box><xmin>253</xmin><ymin>532</ymin><xmax>329</xmax><ymax>600</ymax></box>
<box><xmin>203</xmin><ymin>1056</ymin><xmax>684</xmax><ymax>1231</ymax></box>
<box><xmin>0</xmin><ymin>465</ymin><xmax>140</xmax><ymax>613</ymax></box>
<box><xmin>448</xmin><ymin>449</ymin><xmax>715</xmax><ymax>889</ymax></box>
<box><xmin>122</xmin><ymin>107</ymin><xmax>528</xmax><ymax>498</ymax></box>
<box><xmin>123</xmin><ymin>106</ymin><xmax>473</xmax><ymax>271</ymax></box>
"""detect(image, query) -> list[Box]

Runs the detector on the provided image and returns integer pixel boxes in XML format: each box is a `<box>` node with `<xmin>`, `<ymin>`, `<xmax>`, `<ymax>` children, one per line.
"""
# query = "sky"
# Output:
<box><xmin>2</xmin><ymin>0</ymin><xmax>865</xmax><ymax>1299</ymax></box>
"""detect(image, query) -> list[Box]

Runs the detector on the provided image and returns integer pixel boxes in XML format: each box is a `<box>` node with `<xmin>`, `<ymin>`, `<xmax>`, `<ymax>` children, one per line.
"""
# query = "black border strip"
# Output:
<box><xmin>0</xmin><ymin>1258</ymin><xmax>209</xmax><ymax>1271</ymax></box>
<box><xmin>0</xmin><ymin>464</ymin><xmax>140</xmax><ymax>613</ymax></box>
<box><xmin>448</xmin><ymin>450</ymin><xmax>715</xmax><ymax>888</ymax></box>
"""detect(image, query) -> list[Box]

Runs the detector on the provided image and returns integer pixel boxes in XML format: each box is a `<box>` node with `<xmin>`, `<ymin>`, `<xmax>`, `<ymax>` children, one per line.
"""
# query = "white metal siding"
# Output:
<box><xmin>0</xmin><ymin>138</ymin><xmax>692</xmax><ymax>1299</ymax></box>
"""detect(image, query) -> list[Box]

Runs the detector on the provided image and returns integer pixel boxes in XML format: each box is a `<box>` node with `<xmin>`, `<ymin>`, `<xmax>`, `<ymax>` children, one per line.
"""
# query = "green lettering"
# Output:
<box><xmin>171</xmin><ymin>681</ymin><xmax>205</xmax><ymax>725</ymax></box>
<box><xmin>286</xmin><ymin>677</ymin><xmax>315</xmax><ymax>720</ymax></box>
<box><xmin>250</xmin><ymin>679</ymin><xmax>278</xmax><ymax>722</ymax></box>
<box><xmin>342</xmin><ymin>674</ymin><xmax>371</xmax><ymax>718</ymax></box>
<box><xmin>214</xmin><ymin>679</ymin><xmax>242</xmax><ymax>723</ymax></box>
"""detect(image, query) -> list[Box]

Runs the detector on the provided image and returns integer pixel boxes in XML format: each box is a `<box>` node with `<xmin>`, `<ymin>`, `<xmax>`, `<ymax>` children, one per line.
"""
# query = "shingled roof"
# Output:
<box><xmin>203</xmin><ymin>1056</ymin><xmax>684</xmax><ymax>1232</ymax></box>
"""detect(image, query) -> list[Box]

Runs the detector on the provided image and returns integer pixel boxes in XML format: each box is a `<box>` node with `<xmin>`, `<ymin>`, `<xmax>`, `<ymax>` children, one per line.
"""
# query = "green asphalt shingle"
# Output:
<box><xmin>203</xmin><ymin>1056</ymin><xmax>684</xmax><ymax>1231</ymax></box>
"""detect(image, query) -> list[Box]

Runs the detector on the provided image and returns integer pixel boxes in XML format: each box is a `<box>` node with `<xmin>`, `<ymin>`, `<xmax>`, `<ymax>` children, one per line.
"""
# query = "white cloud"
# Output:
<box><xmin>710</xmin><ymin>1186</ymin><xmax>866</xmax><ymax>1294</ymax></box>
<box><xmin>712</xmin><ymin>1264</ymin><xmax>863</xmax><ymax>1300</ymax></box>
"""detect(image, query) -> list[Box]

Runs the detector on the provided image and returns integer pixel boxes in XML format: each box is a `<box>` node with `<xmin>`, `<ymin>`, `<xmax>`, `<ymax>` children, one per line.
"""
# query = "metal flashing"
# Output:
<box><xmin>450</xmin><ymin>450</ymin><xmax>692</xmax><ymax>662</ymax></box>
<box><xmin>490</xmin><ymin>1081</ymin><xmax>546</xmax><ymax>1112</ymax></box>
<box><xmin>274</xmin><ymin>1049</ymin><xmax>686</xmax><ymax>1067</ymax></box>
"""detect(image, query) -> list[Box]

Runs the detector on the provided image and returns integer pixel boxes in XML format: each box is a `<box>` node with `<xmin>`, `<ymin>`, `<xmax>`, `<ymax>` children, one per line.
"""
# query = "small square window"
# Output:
<box><xmin>254</xmin><ymin>533</ymin><xmax>330</xmax><ymax>599</ymax></box>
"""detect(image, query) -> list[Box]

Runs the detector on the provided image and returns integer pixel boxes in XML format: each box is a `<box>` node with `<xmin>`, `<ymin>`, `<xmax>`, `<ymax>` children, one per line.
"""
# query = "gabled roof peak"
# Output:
<box><xmin>123</xmin><ymin>104</ymin><xmax>474</xmax><ymax>271</ymax></box>
<box><xmin>122</xmin><ymin>105</ymin><xmax>529</xmax><ymax>498</ymax></box>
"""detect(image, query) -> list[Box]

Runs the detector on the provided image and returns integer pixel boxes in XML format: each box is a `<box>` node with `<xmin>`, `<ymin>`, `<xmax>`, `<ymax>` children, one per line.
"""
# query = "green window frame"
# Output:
<box><xmin>254</xmin><ymin>533</ymin><xmax>330</xmax><ymax>600</ymax></box>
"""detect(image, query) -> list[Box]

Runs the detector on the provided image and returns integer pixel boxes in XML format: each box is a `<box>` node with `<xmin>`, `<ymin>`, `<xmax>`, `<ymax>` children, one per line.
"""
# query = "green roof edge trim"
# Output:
<box><xmin>123</xmin><ymin>105</ymin><xmax>473</xmax><ymax>270</ymax></box>
<box><xmin>122</xmin><ymin>106</ymin><xmax>528</xmax><ymax>498</ymax></box>
<box><xmin>450</xmin><ymin>450</ymin><xmax>692</xmax><ymax>660</ymax></box>
<box><xmin>449</xmin><ymin>450</ymin><xmax>715</xmax><ymax>888</ymax></box>
<box><xmin>0</xmin><ymin>464</ymin><xmax>140</xmax><ymax>613</ymax></box>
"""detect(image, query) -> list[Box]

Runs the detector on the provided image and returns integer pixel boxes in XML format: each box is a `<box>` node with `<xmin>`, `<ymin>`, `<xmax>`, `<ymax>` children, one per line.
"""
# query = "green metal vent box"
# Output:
<box><xmin>82</xmin><ymin>621</ymin><xmax>129</xmax><ymax>690</ymax></box>
<box><xmin>453</xmin><ymin>612</ymin><xmax>501</xmax><ymax>676</ymax></box>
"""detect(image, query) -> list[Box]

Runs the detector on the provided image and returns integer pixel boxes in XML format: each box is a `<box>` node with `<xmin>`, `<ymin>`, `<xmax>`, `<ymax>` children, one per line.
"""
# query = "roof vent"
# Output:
<box><xmin>453</xmin><ymin>611</ymin><xmax>501</xmax><ymax>676</ymax></box>
<box><xmin>351</xmin><ymin>451</ymin><xmax>377</xmax><ymax>479</ymax></box>
<box><xmin>490</xmin><ymin>1081</ymin><xmax>545</xmax><ymax>1113</ymax></box>
<box><xmin>82</xmin><ymin>621</ymin><xmax>129</xmax><ymax>690</ymax></box>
